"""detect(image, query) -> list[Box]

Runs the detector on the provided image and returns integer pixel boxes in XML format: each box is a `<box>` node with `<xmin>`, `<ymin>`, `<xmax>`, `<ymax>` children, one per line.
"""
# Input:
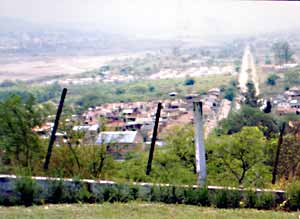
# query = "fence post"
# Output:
<box><xmin>146</xmin><ymin>102</ymin><xmax>162</xmax><ymax>175</ymax></box>
<box><xmin>272</xmin><ymin>122</ymin><xmax>286</xmax><ymax>184</ymax></box>
<box><xmin>44</xmin><ymin>88</ymin><xmax>67</xmax><ymax>170</ymax></box>
<box><xmin>193</xmin><ymin>101</ymin><xmax>207</xmax><ymax>186</ymax></box>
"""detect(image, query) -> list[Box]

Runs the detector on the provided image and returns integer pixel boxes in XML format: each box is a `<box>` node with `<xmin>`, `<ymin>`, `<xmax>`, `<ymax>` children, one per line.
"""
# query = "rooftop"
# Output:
<box><xmin>96</xmin><ymin>131</ymin><xmax>139</xmax><ymax>144</ymax></box>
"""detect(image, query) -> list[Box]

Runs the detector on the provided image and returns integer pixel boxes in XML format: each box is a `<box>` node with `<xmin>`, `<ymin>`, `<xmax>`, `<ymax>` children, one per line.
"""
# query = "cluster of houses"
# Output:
<box><xmin>274</xmin><ymin>87</ymin><xmax>300</xmax><ymax>115</ymax></box>
<box><xmin>34</xmin><ymin>88</ymin><xmax>225</xmax><ymax>160</ymax></box>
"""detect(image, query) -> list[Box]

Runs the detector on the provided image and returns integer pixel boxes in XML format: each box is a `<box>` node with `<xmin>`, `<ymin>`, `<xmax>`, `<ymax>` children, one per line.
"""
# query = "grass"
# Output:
<box><xmin>0</xmin><ymin>202</ymin><xmax>298</xmax><ymax>219</ymax></box>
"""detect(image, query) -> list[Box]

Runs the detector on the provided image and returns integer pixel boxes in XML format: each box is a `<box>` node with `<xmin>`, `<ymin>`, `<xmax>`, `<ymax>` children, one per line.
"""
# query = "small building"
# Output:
<box><xmin>168</xmin><ymin>92</ymin><xmax>178</xmax><ymax>97</ymax></box>
<box><xmin>95</xmin><ymin>131</ymin><xmax>144</xmax><ymax>159</ymax></box>
<box><xmin>208</xmin><ymin>88</ymin><xmax>221</xmax><ymax>97</ymax></box>
<box><xmin>284</xmin><ymin>87</ymin><xmax>300</xmax><ymax>98</ymax></box>
<box><xmin>290</xmin><ymin>99</ymin><xmax>300</xmax><ymax>109</ymax></box>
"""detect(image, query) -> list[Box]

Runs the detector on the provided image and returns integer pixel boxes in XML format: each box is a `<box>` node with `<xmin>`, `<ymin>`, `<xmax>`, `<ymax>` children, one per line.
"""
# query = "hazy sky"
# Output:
<box><xmin>1</xmin><ymin>0</ymin><xmax>300</xmax><ymax>37</ymax></box>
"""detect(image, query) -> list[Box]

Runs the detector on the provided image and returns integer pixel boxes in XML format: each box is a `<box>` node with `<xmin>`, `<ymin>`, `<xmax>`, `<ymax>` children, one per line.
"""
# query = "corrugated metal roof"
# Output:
<box><xmin>73</xmin><ymin>125</ymin><xmax>90</xmax><ymax>131</ymax></box>
<box><xmin>96</xmin><ymin>131</ymin><xmax>138</xmax><ymax>144</ymax></box>
<box><xmin>89</xmin><ymin>124</ymin><xmax>99</xmax><ymax>131</ymax></box>
<box><xmin>123</xmin><ymin>109</ymin><xmax>134</xmax><ymax>114</ymax></box>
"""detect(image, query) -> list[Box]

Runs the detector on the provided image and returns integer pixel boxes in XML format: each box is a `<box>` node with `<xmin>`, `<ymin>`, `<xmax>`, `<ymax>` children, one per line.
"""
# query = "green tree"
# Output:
<box><xmin>0</xmin><ymin>95</ymin><xmax>43</xmax><ymax>168</ymax></box>
<box><xmin>224</xmin><ymin>86</ymin><xmax>236</xmax><ymax>101</ymax></box>
<box><xmin>148</xmin><ymin>85</ymin><xmax>155</xmax><ymax>92</ymax></box>
<box><xmin>218</xmin><ymin>105</ymin><xmax>279</xmax><ymax>138</ymax></box>
<box><xmin>266</xmin><ymin>74</ymin><xmax>279</xmax><ymax>86</ymax></box>
<box><xmin>119</xmin><ymin>125</ymin><xmax>197</xmax><ymax>184</ymax></box>
<box><xmin>244</xmin><ymin>82</ymin><xmax>258</xmax><ymax>107</ymax></box>
<box><xmin>184</xmin><ymin>78</ymin><xmax>195</xmax><ymax>86</ymax></box>
<box><xmin>207</xmin><ymin>127</ymin><xmax>269</xmax><ymax>186</ymax></box>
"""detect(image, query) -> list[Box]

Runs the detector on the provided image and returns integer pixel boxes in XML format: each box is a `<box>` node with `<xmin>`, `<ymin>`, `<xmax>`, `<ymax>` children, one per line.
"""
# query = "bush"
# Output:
<box><xmin>209</xmin><ymin>190</ymin><xmax>240</xmax><ymax>208</ymax></box>
<box><xmin>286</xmin><ymin>181</ymin><xmax>300</xmax><ymax>211</ymax></box>
<box><xmin>77</xmin><ymin>184</ymin><xmax>92</xmax><ymax>203</ymax></box>
<box><xmin>184</xmin><ymin>78</ymin><xmax>195</xmax><ymax>86</ymax></box>
<box><xmin>224</xmin><ymin>86</ymin><xmax>236</xmax><ymax>101</ymax></box>
<box><xmin>137</xmin><ymin>186</ymin><xmax>151</xmax><ymax>202</ymax></box>
<box><xmin>14</xmin><ymin>176</ymin><xmax>41</xmax><ymax>206</ymax></box>
<box><xmin>244</xmin><ymin>190</ymin><xmax>257</xmax><ymax>208</ymax></box>
<box><xmin>255</xmin><ymin>192</ymin><xmax>275</xmax><ymax>210</ymax></box>
<box><xmin>47</xmin><ymin>179</ymin><xmax>65</xmax><ymax>203</ymax></box>
<box><xmin>266</xmin><ymin>74</ymin><xmax>279</xmax><ymax>86</ymax></box>
<box><xmin>184</xmin><ymin>187</ymin><xmax>209</xmax><ymax>206</ymax></box>
<box><xmin>149</xmin><ymin>185</ymin><xmax>162</xmax><ymax>202</ymax></box>
<box><xmin>128</xmin><ymin>185</ymin><xmax>140</xmax><ymax>201</ymax></box>
<box><xmin>47</xmin><ymin>178</ymin><xmax>90</xmax><ymax>204</ymax></box>
<box><xmin>92</xmin><ymin>184</ymin><xmax>140</xmax><ymax>203</ymax></box>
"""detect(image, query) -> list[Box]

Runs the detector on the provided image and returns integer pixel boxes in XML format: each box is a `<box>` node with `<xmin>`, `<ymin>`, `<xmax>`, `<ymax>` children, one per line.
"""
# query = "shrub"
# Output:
<box><xmin>47</xmin><ymin>179</ymin><xmax>65</xmax><ymax>203</ymax></box>
<box><xmin>184</xmin><ymin>187</ymin><xmax>209</xmax><ymax>206</ymax></box>
<box><xmin>266</xmin><ymin>74</ymin><xmax>279</xmax><ymax>86</ymax></box>
<box><xmin>137</xmin><ymin>186</ymin><xmax>151</xmax><ymax>202</ymax></box>
<box><xmin>92</xmin><ymin>184</ymin><xmax>106</xmax><ymax>203</ymax></box>
<box><xmin>102</xmin><ymin>184</ymin><xmax>121</xmax><ymax>203</ymax></box>
<box><xmin>149</xmin><ymin>186</ymin><xmax>161</xmax><ymax>202</ymax></box>
<box><xmin>55</xmin><ymin>179</ymin><xmax>92</xmax><ymax>204</ymax></box>
<box><xmin>174</xmin><ymin>187</ymin><xmax>185</xmax><ymax>204</ymax></box>
<box><xmin>286</xmin><ymin>181</ymin><xmax>300</xmax><ymax>211</ymax></box>
<box><xmin>209</xmin><ymin>190</ymin><xmax>240</xmax><ymax>208</ymax></box>
<box><xmin>128</xmin><ymin>186</ymin><xmax>139</xmax><ymax>201</ymax></box>
<box><xmin>244</xmin><ymin>190</ymin><xmax>257</xmax><ymax>208</ymax></box>
<box><xmin>14</xmin><ymin>176</ymin><xmax>41</xmax><ymax>206</ymax></box>
<box><xmin>77</xmin><ymin>184</ymin><xmax>92</xmax><ymax>203</ymax></box>
<box><xmin>184</xmin><ymin>78</ymin><xmax>195</xmax><ymax>86</ymax></box>
<box><xmin>116</xmin><ymin>184</ymin><xmax>131</xmax><ymax>202</ymax></box>
<box><xmin>0</xmin><ymin>195</ymin><xmax>13</xmax><ymax>206</ymax></box>
<box><xmin>159</xmin><ymin>186</ymin><xmax>175</xmax><ymax>203</ymax></box>
<box><xmin>255</xmin><ymin>192</ymin><xmax>275</xmax><ymax>210</ymax></box>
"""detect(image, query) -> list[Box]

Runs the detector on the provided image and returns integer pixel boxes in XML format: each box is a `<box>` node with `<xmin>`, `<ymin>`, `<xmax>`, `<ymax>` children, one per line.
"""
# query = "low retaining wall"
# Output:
<box><xmin>0</xmin><ymin>174</ymin><xmax>286</xmax><ymax>206</ymax></box>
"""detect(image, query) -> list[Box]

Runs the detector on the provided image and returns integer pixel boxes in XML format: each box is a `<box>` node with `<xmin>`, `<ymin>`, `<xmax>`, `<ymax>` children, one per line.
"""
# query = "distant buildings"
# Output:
<box><xmin>34</xmin><ymin>88</ymin><xmax>229</xmax><ymax>160</ymax></box>
<box><xmin>274</xmin><ymin>87</ymin><xmax>300</xmax><ymax>115</ymax></box>
<box><xmin>95</xmin><ymin>131</ymin><xmax>144</xmax><ymax>160</ymax></box>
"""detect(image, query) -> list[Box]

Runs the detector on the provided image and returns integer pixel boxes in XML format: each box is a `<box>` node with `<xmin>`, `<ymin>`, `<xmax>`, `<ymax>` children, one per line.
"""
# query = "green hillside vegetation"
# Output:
<box><xmin>0</xmin><ymin>74</ymin><xmax>233</xmax><ymax>113</ymax></box>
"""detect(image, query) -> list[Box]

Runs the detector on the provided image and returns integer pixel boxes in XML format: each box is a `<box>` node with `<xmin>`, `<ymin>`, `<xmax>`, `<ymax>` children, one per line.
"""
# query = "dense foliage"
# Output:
<box><xmin>266</xmin><ymin>74</ymin><xmax>279</xmax><ymax>86</ymax></box>
<box><xmin>0</xmin><ymin>95</ymin><xmax>44</xmax><ymax>169</ymax></box>
<box><xmin>217</xmin><ymin>105</ymin><xmax>279</xmax><ymax>138</ymax></box>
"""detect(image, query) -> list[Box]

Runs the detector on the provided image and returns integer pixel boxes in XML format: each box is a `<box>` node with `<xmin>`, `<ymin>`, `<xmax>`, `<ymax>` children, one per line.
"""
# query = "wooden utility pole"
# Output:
<box><xmin>44</xmin><ymin>88</ymin><xmax>67</xmax><ymax>170</ymax></box>
<box><xmin>272</xmin><ymin>122</ymin><xmax>286</xmax><ymax>184</ymax></box>
<box><xmin>193</xmin><ymin>102</ymin><xmax>207</xmax><ymax>186</ymax></box>
<box><xmin>146</xmin><ymin>102</ymin><xmax>162</xmax><ymax>175</ymax></box>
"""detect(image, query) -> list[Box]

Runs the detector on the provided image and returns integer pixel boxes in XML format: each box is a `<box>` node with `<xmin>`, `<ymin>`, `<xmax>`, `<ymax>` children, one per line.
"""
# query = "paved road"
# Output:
<box><xmin>238</xmin><ymin>46</ymin><xmax>260</xmax><ymax>95</ymax></box>
<box><xmin>235</xmin><ymin>46</ymin><xmax>260</xmax><ymax>110</ymax></box>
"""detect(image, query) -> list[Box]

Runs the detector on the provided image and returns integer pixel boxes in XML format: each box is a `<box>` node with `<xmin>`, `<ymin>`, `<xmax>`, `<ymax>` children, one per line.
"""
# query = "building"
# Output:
<box><xmin>95</xmin><ymin>131</ymin><xmax>144</xmax><ymax>159</ymax></box>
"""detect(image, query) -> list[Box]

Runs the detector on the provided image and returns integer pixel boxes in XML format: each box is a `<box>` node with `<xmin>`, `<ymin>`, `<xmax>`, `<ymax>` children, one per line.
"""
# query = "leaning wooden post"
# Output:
<box><xmin>146</xmin><ymin>102</ymin><xmax>162</xmax><ymax>175</ymax></box>
<box><xmin>272</xmin><ymin>122</ymin><xmax>286</xmax><ymax>184</ymax></box>
<box><xmin>44</xmin><ymin>88</ymin><xmax>67</xmax><ymax>170</ymax></box>
<box><xmin>193</xmin><ymin>101</ymin><xmax>207</xmax><ymax>186</ymax></box>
